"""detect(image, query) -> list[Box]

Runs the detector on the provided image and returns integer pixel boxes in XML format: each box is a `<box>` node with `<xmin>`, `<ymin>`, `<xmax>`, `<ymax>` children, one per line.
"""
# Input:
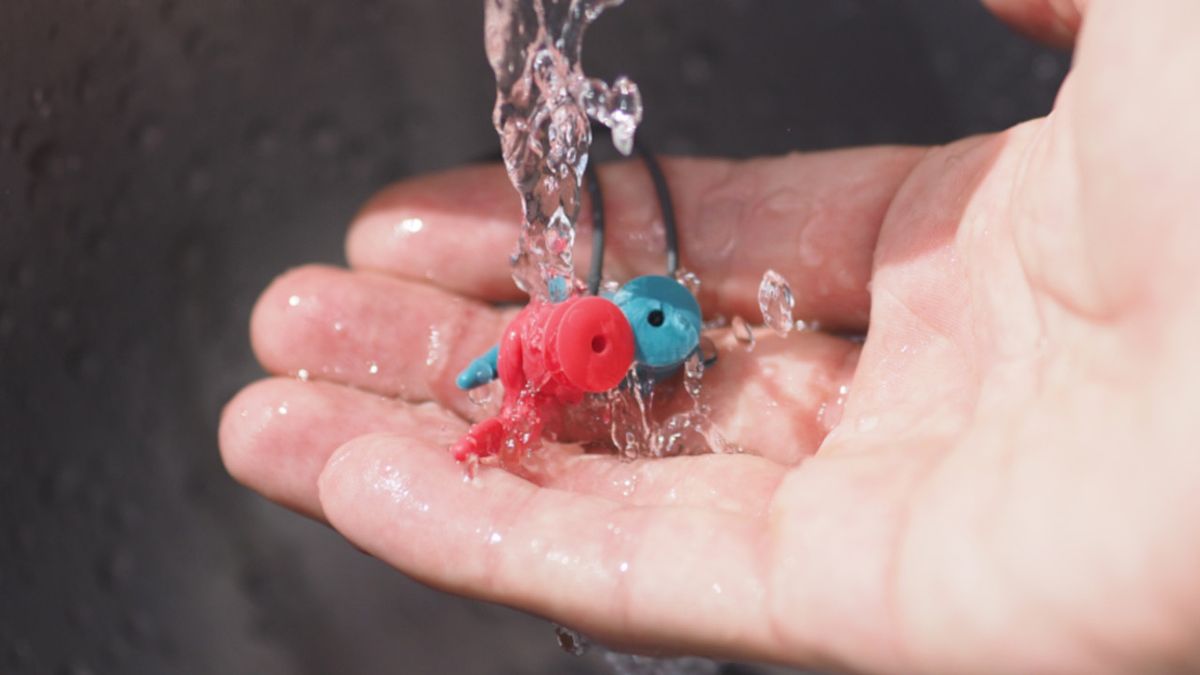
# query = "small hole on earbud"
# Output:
<box><xmin>591</xmin><ymin>335</ymin><xmax>608</xmax><ymax>353</ymax></box>
<box><xmin>647</xmin><ymin>309</ymin><xmax>665</xmax><ymax>327</ymax></box>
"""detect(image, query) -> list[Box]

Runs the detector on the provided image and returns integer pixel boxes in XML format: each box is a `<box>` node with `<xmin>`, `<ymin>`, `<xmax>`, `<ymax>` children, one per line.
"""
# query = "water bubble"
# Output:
<box><xmin>758</xmin><ymin>269</ymin><xmax>796</xmax><ymax>337</ymax></box>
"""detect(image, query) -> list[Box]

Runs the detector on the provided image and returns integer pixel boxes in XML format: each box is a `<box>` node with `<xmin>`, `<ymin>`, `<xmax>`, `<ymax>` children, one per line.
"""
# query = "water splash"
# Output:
<box><xmin>484</xmin><ymin>0</ymin><xmax>643</xmax><ymax>299</ymax></box>
<box><xmin>757</xmin><ymin>268</ymin><xmax>795</xmax><ymax>337</ymax></box>
<box><xmin>606</xmin><ymin>353</ymin><xmax>734</xmax><ymax>459</ymax></box>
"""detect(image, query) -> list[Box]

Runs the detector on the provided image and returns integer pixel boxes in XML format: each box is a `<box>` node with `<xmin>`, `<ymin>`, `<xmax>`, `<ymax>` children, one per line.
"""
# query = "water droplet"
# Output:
<box><xmin>296</xmin><ymin>369</ymin><xmax>310</xmax><ymax>382</ymax></box>
<box><xmin>425</xmin><ymin>327</ymin><xmax>444</xmax><ymax>367</ymax></box>
<box><xmin>367</xmin><ymin>361</ymin><xmax>379</xmax><ymax>375</ymax></box>
<box><xmin>277</xmin><ymin>403</ymin><xmax>289</xmax><ymax>415</ymax></box>
<box><xmin>758</xmin><ymin>269</ymin><xmax>796</xmax><ymax>338</ymax></box>
<box><xmin>287</xmin><ymin>295</ymin><xmax>300</xmax><ymax>307</ymax></box>
<box><xmin>684</xmin><ymin>352</ymin><xmax>704</xmax><ymax>399</ymax></box>
<box><xmin>675</xmin><ymin>268</ymin><xmax>701</xmax><ymax>296</ymax></box>
<box><xmin>393</xmin><ymin>217</ymin><xmax>425</xmax><ymax>237</ymax></box>
<box><xmin>554</xmin><ymin>625</ymin><xmax>589</xmax><ymax>656</ymax></box>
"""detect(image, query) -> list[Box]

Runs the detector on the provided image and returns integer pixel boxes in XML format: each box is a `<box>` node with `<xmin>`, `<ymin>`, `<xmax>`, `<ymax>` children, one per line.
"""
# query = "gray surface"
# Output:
<box><xmin>0</xmin><ymin>1</ymin><xmax>1067</xmax><ymax>673</ymax></box>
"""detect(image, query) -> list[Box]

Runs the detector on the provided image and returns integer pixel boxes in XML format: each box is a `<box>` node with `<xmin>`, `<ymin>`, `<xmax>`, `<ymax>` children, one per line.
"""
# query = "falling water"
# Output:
<box><xmin>484</xmin><ymin>0</ymin><xmax>643</xmax><ymax>300</ymax></box>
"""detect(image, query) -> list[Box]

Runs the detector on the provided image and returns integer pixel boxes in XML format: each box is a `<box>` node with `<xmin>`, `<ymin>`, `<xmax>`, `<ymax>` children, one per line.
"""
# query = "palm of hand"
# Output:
<box><xmin>220</xmin><ymin>3</ymin><xmax>1200</xmax><ymax>672</ymax></box>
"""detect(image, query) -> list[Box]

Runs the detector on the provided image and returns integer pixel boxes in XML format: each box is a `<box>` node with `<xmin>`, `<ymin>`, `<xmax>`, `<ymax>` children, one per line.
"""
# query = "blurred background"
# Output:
<box><xmin>0</xmin><ymin>1</ymin><xmax>1068</xmax><ymax>673</ymax></box>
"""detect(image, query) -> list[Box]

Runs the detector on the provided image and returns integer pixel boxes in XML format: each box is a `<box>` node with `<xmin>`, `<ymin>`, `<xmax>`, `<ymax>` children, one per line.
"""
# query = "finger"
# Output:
<box><xmin>981</xmin><ymin>0</ymin><xmax>1085</xmax><ymax>48</ymax></box>
<box><xmin>346</xmin><ymin>148</ymin><xmax>923</xmax><ymax>331</ymax></box>
<box><xmin>250</xmin><ymin>264</ymin><xmax>509</xmax><ymax>416</ymax></box>
<box><xmin>219</xmin><ymin>377</ymin><xmax>467</xmax><ymax>519</ymax></box>
<box><xmin>318</xmin><ymin>434</ymin><xmax>783</xmax><ymax>661</ymax></box>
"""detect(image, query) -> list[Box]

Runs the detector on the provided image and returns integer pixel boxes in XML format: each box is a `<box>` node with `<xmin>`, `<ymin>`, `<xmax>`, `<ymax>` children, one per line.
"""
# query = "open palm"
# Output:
<box><xmin>220</xmin><ymin>2</ymin><xmax>1200</xmax><ymax>672</ymax></box>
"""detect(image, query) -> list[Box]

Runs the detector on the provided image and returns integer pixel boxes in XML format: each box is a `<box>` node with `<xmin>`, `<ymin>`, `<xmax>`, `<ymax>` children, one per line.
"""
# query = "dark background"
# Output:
<box><xmin>0</xmin><ymin>1</ymin><xmax>1067</xmax><ymax>673</ymax></box>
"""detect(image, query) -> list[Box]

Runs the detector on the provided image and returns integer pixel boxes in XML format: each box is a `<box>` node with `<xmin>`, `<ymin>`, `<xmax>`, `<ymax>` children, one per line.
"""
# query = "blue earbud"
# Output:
<box><xmin>611</xmin><ymin>275</ymin><xmax>702</xmax><ymax>380</ymax></box>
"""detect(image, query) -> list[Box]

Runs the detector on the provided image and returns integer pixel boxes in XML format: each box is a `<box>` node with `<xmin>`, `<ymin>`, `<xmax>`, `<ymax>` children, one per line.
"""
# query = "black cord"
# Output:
<box><xmin>633</xmin><ymin>137</ymin><xmax>679</xmax><ymax>277</ymax></box>
<box><xmin>584</xmin><ymin>130</ymin><xmax>680</xmax><ymax>295</ymax></box>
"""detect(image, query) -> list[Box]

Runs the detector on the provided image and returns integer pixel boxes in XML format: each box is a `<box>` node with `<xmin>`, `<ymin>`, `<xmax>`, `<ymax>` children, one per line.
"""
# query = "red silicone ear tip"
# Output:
<box><xmin>554</xmin><ymin>296</ymin><xmax>635</xmax><ymax>392</ymax></box>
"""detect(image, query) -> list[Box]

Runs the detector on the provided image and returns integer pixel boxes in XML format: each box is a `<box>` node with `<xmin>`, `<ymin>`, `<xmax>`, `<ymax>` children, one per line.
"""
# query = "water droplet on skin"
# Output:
<box><xmin>296</xmin><ymin>369</ymin><xmax>310</xmax><ymax>382</ymax></box>
<box><xmin>818</xmin><ymin>384</ymin><xmax>851</xmax><ymax>432</ymax></box>
<box><xmin>488</xmin><ymin>531</ymin><xmax>503</xmax><ymax>544</ymax></box>
<box><xmin>758</xmin><ymin>269</ymin><xmax>796</xmax><ymax>338</ymax></box>
<box><xmin>425</xmin><ymin>327</ymin><xmax>444</xmax><ymax>367</ymax></box>
<box><xmin>393</xmin><ymin>217</ymin><xmax>425</xmax><ymax>237</ymax></box>
<box><xmin>616</xmin><ymin>474</ymin><xmax>638</xmax><ymax>497</ymax></box>
<box><xmin>367</xmin><ymin>361</ymin><xmax>379</xmax><ymax>375</ymax></box>
<box><xmin>277</xmin><ymin>403</ymin><xmax>288</xmax><ymax>415</ymax></box>
<box><xmin>287</xmin><ymin>295</ymin><xmax>300</xmax><ymax>307</ymax></box>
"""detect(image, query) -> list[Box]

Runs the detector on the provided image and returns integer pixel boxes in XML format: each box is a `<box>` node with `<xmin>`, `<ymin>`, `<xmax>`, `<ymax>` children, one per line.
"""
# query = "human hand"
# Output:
<box><xmin>220</xmin><ymin>1</ymin><xmax>1200</xmax><ymax>672</ymax></box>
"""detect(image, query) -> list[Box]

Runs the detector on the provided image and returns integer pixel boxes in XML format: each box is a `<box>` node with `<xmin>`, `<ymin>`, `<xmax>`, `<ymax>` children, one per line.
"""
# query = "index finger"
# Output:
<box><xmin>346</xmin><ymin>148</ymin><xmax>922</xmax><ymax>331</ymax></box>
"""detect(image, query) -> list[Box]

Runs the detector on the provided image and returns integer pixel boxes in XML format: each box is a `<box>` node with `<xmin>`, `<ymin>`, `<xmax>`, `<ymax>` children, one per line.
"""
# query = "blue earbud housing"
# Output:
<box><xmin>611</xmin><ymin>275</ymin><xmax>702</xmax><ymax>379</ymax></box>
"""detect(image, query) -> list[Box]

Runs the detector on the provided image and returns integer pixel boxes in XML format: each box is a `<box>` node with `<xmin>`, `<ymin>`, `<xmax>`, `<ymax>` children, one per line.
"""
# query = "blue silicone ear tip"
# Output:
<box><xmin>612</xmin><ymin>275</ymin><xmax>702</xmax><ymax>370</ymax></box>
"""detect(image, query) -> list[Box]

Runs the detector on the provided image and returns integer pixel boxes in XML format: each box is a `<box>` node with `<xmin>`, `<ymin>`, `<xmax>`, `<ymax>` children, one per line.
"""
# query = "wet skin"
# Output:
<box><xmin>220</xmin><ymin>2</ymin><xmax>1200</xmax><ymax>673</ymax></box>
